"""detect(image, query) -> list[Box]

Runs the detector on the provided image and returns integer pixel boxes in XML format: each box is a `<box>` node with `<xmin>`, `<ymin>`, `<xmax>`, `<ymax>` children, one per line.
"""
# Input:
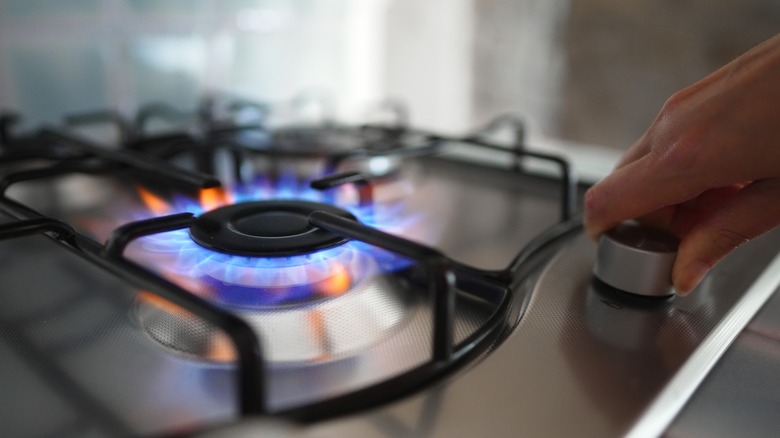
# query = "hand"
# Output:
<box><xmin>584</xmin><ymin>33</ymin><xmax>780</xmax><ymax>295</ymax></box>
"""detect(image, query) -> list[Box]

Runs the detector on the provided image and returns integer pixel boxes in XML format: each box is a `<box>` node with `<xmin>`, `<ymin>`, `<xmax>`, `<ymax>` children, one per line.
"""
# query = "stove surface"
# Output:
<box><xmin>301</xmin><ymin>229</ymin><xmax>780</xmax><ymax>437</ymax></box>
<box><xmin>0</xmin><ymin>110</ymin><xmax>778</xmax><ymax>437</ymax></box>
<box><xmin>0</xmin><ymin>142</ymin><xmax>570</xmax><ymax>435</ymax></box>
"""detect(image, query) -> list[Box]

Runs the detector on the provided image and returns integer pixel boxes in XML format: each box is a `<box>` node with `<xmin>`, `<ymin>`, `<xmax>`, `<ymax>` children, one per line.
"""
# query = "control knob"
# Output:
<box><xmin>593</xmin><ymin>223</ymin><xmax>679</xmax><ymax>297</ymax></box>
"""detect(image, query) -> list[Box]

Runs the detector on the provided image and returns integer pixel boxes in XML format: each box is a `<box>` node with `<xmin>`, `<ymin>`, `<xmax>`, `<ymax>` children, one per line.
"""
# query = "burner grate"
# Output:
<box><xmin>0</xmin><ymin>102</ymin><xmax>580</xmax><ymax>423</ymax></box>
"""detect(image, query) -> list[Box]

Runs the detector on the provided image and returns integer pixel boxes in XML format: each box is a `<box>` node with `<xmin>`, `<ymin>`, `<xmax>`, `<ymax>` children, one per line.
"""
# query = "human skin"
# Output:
<box><xmin>584</xmin><ymin>33</ymin><xmax>780</xmax><ymax>295</ymax></box>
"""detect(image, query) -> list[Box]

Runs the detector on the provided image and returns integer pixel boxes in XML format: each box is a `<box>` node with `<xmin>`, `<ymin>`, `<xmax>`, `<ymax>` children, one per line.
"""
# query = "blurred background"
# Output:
<box><xmin>0</xmin><ymin>0</ymin><xmax>778</xmax><ymax>150</ymax></box>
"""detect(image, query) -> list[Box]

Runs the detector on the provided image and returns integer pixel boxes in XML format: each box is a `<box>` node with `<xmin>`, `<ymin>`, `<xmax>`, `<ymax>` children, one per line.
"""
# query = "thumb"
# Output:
<box><xmin>673</xmin><ymin>179</ymin><xmax>780</xmax><ymax>294</ymax></box>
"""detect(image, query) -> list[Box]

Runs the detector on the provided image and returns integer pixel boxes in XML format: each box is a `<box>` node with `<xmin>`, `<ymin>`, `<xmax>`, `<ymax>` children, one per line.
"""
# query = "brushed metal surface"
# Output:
<box><xmin>0</xmin><ymin>157</ymin><xmax>564</xmax><ymax>435</ymax></box>
<box><xmin>594</xmin><ymin>223</ymin><xmax>678</xmax><ymax>297</ymax></box>
<box><xmin>627</xmin><ymin>250</ymin><xmax>780</xmax><ymax>437</ymax></box>
<box><xmin>668</xmin><ymin>262</ymin><xmax>780</xmax><ymax>437</ymax></box>
<box><xmin>2</xmin><ymin>156</ymin><xmax>779</xmax><ymax>436</ymax></box>
<box><xmin>667</xmin><ymin>332</ymin><xmax>780</xmax><ymax>437</ymax></box>
<box><xmin>306</xmin><ymin>227</ymin><xmax>780</xmax><ymax>437</ymax></box>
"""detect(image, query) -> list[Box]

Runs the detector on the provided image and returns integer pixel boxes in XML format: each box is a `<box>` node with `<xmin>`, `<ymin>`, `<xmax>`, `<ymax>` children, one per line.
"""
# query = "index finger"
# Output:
<box><xmin>614</xmin><ymin>132</ymin><xmax>651</xmax><ymax>170</ymax></box>
<box><xmin>583</xmin><ymin>152</ymin><xmax>709</xmax><ymax>239</ymax></box>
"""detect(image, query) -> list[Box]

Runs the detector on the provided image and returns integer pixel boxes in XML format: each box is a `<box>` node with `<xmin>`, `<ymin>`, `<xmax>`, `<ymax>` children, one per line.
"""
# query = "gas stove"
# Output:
<box><xmin>0</xmin><ymin>101</ymin><xmax>778</xmax><ymax>437</ymax></box>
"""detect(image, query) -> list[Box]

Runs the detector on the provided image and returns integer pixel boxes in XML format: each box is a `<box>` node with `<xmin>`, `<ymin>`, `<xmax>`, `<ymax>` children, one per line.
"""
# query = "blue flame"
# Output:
<box><xmin>130</xmin><ymin>174</ymin><xmax>416</xmax><ymax>307</ymax></box>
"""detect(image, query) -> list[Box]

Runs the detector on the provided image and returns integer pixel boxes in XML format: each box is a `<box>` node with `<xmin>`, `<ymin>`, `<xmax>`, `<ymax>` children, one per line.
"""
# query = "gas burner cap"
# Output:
<box><xmin>189</xmin><ymin>200</ymin><xmax>356</xmax><ymax>256</ymax></box>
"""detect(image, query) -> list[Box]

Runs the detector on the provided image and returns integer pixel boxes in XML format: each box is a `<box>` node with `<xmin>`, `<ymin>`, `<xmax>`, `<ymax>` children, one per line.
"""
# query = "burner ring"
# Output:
<box><xmin>189</xmin><ymin>200</ymin><xmax>356</xmax><ymax>256</ymax></box>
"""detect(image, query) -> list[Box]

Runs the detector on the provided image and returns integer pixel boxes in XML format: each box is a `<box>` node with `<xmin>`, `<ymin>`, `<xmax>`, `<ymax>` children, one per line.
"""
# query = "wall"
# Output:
<box><xmin>0</xmin><ymin>0</ymin><xmax>384</xmax><ymax>130</ymax></box>
<box><xmin>2</xmin><ymin>0</ymin><xmax>778</xmax><ymax>150</ymax></box>
<box><xmin>470</xmin><ymin>0</ymin><xmax>780</xmax><ymax>149</ymax></box>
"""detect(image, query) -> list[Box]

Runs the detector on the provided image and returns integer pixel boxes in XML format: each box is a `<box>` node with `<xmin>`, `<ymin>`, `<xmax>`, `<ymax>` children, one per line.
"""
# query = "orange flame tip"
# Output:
<box><xmin>316</xmin><ymin>263</ymin><xmax>352</xmax><ymax>296</ymax></box>
<box><xmin>200</xmin><ymin>187</ymin><xmax>232</xmax><ymax>212</ymax></box>
<box><xmin>137</xmin><ymin>186</ymin><xmax>171</xmax><ymax>215</ymax></box>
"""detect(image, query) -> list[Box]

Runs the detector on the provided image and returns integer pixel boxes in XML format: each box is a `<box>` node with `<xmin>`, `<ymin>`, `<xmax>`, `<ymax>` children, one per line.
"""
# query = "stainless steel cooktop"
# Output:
<box><xmin>0</xmin><ymin>110</ymin><xmax>778</xmax><ymax>437</ymax></box>
<box><xmin>209</xmin><ymin>159</ymin><xmax>779</xmax><ymax>438</ymax></box>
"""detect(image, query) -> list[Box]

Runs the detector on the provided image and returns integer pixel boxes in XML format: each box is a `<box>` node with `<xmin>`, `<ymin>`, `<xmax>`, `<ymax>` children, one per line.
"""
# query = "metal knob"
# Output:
<box><xmin>593</xmin><ymin>223</ymin><xmax>679</xmax><ymax>297</ymax></box>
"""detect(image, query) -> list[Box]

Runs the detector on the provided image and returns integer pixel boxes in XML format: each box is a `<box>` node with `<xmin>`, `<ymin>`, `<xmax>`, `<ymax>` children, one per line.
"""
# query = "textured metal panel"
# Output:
<box><xmin>5</xmin><ymin>155</ymin><xmax>777</xmax><ymax>436</ymax></box>
<box><xmin>668</xmin><ymin>272</ymin><xmax>780</xmax><ymax>437</ymax></box>
<box><xmin>306</xmin><ymin>228</ymin><xmax>780</xmax><ymax>437</ymax></box>
<box><xmin>0</xmin><ymin>157</ymin><xmax>560</xmax><ymax>435</ymax></box>
<box><xmin>667</xmin><ymin>333</ymin><xmax>780</xmax><ymax>437</ymax></box>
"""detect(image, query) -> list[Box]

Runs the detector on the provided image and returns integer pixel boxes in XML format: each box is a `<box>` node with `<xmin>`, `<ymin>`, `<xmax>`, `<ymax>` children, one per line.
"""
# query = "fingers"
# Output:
<box><xmin>673</xmin><ymin>179</ymin><xmax>780</xmax><ymax>294</ymax></box>
<box><xmin>614</xmin><ymin>133</ymin><xmax>650</xmax><ymax>169</ymax></box>
<box><xmin>637</xmin><ymin>185</ymin><xmax>745</xmax><ymax>237</ymax></box>
<box><xmin>584</xmin><ymin>152</ymin><xmax>708</xmax><ymax>239</ymax></box>
<box><xmin>584</xmin><ymin>34</ymin><xmax>780</xmax><ymax>296</ymax></box>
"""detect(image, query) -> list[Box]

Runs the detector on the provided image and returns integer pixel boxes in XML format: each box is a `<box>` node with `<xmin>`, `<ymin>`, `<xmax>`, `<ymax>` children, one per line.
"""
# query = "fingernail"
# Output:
<box><xmin>675</xmin><ymin>284</ymin><xmax>692</xmax><ymax>297</ymax></box>
<box><xmin>675</xmin><ymin>260</ymin><xmax>711</xmax><ymax>296</ymax></box>
<box><xmin>583</xmin><ymin>192</ymin><xmax>597</xmax><ymax>239</ymax></box>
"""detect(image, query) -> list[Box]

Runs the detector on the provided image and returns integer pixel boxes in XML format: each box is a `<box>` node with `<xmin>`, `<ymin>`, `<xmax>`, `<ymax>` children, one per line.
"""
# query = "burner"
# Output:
<box><xmin>189</xmin><ymin>200</ymin><xmax>357</xmax><ymax>256</ymax></box>
<box><xmin>137</xmin><ymin>273</ymin><xmax>413</xmax><ymax>364</ymax></box>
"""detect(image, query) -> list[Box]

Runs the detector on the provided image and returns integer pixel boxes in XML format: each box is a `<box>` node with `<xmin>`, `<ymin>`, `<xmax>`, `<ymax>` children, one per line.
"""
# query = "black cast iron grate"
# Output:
<box><xmin>0</xmin><ymin>99</ymin><xmax>582</xmax><ymax>424</ymax></box>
